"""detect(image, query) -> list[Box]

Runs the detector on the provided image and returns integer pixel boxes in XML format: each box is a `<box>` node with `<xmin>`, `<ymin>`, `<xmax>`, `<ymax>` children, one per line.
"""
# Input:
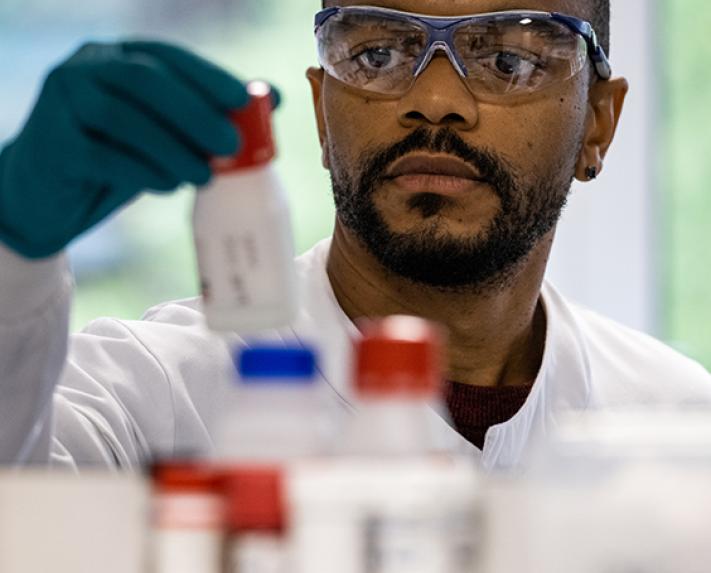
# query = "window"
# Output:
<box><xmin>662</xmin><ymin>0</ymin><xmax>711</xmax><ymax>367</ymax></box>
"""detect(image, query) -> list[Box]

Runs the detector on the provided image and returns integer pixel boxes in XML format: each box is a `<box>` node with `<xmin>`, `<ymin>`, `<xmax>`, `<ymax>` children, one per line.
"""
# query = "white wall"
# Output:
<box><xmin>546</xmin><ymin>0</ymin><xmax>657</xmax><ymax>334</ymax></box>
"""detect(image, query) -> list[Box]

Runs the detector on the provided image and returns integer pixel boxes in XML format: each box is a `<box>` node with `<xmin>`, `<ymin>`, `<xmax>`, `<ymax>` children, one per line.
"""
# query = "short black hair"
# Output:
<box><xmin>320</xmin><ymin>1</ymin><xmax>611</xmax><ymax>55</ymax></box>
<box><xmin>589</xmin><ymin>0</ymin><xmax>610</xmax><ymax>56</ymax></box>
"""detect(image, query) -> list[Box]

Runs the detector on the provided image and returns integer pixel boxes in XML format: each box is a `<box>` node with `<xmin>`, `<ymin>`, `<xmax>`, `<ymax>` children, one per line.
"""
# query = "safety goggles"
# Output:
<box><xmin>314</xmin><ymin>6</ymin><xmax>612</xmax><ymax>101</ymax></box>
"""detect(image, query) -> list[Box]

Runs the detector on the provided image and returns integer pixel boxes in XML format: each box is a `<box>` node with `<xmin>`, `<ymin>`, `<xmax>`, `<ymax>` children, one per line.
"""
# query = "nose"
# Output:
<box><xmin>396</xmin><ymin>54</ymin><xmax>479</xmax><ymax>130</ymax></box>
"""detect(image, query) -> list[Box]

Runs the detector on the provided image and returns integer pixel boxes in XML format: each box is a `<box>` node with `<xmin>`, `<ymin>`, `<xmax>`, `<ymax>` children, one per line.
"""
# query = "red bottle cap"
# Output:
<box><xmin>222</xmin><ymin>465</ymin><xmax>285</xmax><ymax>533</ymax></box>
<box><xmin>355</xmin><ymin>316</ymin><xmax>445</xmax><ymax>398</ymax></box>
<box><xmin>212</xmin><ymin>80</ymin><xmax>276</xmax><ymax>173</ymax></box>
<box><xmin>152</xmin><ymin>461</ymin><xmax>223</xmax><ymax>493</ymax></box>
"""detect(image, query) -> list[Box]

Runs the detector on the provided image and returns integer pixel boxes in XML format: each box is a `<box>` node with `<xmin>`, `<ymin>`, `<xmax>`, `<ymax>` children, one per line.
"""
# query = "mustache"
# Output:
<box><xmin>358</xmin><ymin>127</ymin><xmax>517</xmax><ymax>200</ymax></box>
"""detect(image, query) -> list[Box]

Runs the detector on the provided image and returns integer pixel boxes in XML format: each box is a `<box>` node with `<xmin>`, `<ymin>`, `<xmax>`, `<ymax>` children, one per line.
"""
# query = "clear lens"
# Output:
<box><xmin>317</xmin><ymin>11</ymin><xmax>427</xmax><ymax>95</ymax></box>
<box><xmin>453</xmin><ymin>16</ymin><xmax>588</xmax><ymax>97</ymax></box>
<box><xmin>317</xmin><ymin>11</ymin><xmax>589</xmax><ymax>99</ymax></box>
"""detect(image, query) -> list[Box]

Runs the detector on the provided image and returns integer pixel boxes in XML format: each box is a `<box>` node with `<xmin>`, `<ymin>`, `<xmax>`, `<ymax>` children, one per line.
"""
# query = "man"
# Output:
<box><xmin>0</xmin><ymin>0</ymin><xmax>709</xmax><ymax>470</ymax></box>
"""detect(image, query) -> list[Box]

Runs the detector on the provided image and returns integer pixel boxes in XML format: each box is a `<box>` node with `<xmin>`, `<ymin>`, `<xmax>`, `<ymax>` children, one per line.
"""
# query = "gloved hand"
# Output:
<box><xmin>0</xmin><ymin>40</ymin><xmax>250</xmax><ymax>259</ymax></box>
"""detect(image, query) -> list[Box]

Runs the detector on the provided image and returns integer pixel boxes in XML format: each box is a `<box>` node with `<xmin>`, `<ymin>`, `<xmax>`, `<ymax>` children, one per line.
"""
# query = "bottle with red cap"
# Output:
<box><xmin>222</xmin><ymin>466</ymin><xmax>289</xmax><ymax>573</ymax></box>
<box><xmin>344</xmin><ymin>315</ymin><xmax>455</xmax><ymax>455</ymax></box>
<box><xmin>150</xmin><ymin>462</ymin><xmax>225</xmax><ymax>573</ymax></box>
<box><xmin>288</xmin><ymin>316</ymin><xmax>482</xmax><ymax>573</ymax></box>
<box><xmin>193</xmin><ymin>80</ymin><xmax>296</xmax><ymax>333</ymax></box>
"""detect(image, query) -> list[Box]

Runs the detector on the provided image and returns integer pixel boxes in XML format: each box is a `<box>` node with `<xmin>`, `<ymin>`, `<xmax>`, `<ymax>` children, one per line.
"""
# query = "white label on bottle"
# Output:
<box><xmin>152</xmin><ymin>493</ymin><xmax>224</xmax><ymax>573</ymax></box>
<box><xmin>153</xmin><ymin>529</ymin><xmax>223</xmax><ymax>573</ymax></box>
<box><xmin>227</xmin><ymin>535</ymin><xmax>286</xmax><ymax>573</ymax></box>
<box><xmin>363</xmin><ymin>509</ymin><xmax>480</xmax><ymax>573</ymax></box>
<box><xmin>199</xmin><ymin>227</ymin><xmax>282</xmax><ymax>309</ymax></box>
<box><xmin>193</xmin><ymin>168</ymin><xmax>296</xmax><ymax>331</ymax></box>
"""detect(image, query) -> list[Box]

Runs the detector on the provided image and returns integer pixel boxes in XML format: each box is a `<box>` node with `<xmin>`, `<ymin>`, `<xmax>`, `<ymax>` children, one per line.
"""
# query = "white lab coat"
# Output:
<box><xmin>1</xmin><ymin>239</ymin><xmax>710</xmax><ymax>471</ymax></box>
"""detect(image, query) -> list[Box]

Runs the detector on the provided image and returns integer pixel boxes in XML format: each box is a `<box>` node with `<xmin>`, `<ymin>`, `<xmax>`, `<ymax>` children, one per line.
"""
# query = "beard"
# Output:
<box><xmin>329</xmin><ymin>127</ymin><xmax>573</xmax><ymax>293</ymax></box>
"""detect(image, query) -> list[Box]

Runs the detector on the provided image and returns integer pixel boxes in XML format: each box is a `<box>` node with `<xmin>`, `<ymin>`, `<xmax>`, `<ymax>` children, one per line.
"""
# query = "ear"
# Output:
<box><xmin>307</xmin><ymin>66</ymin><xmax>330</xmax><ymax>170</ymax></box>
<box><xmin>575</xmin><ymin>77</ymin><xmax>629</xmax><ymax>182</ymax></box>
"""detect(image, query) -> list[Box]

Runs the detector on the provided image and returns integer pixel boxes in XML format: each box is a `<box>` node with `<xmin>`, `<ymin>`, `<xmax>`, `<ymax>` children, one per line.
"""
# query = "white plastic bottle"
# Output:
<box><xmin>0</xmin><ymin>470</ymin><xmax>148</xmax><ymax>573</ymax></box>
<box><xmin>150</xmin><ymin>462</ymin><xmax>224</xmax><ymax>573</ymax></box>
<box><xmin>289</xmin><ymin>316</ymin><xmax>482</xmax><ymax>573</ymax></box>
<box><xmin>213</xmin><ymin>345</ymin><xmax>334</xmax><ymax>573</ymax></box>
<box><xmin>193</xmin><ymin>80</ymin><xmax>296</xmax><ymax>333</ymax></box>
<box><xmin>222</xmin><ymin>466</ymin><xmax>288</xmax><ymax>573</ymax></box>
<box><xmin>212</xmin><ymin>344</ymin><xmax>334</xmax><ymax>462</ymax></box>
<box><xmin>483</xmin><ymin>411</ymin><xmax>711</xmax><ymax>573</ymax></box>
<box><xmin>342</xmin><ymin>315</ymin><xmax>455</xmax><ymax>456</ymax></box>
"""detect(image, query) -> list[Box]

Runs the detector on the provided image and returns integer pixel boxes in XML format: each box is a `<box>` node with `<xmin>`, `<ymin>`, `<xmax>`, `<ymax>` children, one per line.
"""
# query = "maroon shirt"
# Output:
<box><xmin>445</xmin><ymin>380</ymin><xmax>534</xmax><ymax>450</ymax></box>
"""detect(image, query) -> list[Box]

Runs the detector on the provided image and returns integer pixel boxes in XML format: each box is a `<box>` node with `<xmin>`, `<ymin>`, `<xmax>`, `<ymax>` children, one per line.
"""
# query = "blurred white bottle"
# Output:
<box><xmin>342</xmin><ymin>315</ymin><xmax>455</xmax><ymax>455</ymax></box>
<box><xmin>484</xmin><ymin>410</ymin><xmax>711</xmax><ymax>573</ymax></box>
<box><xmin>150</xmin><ymin>463</ymin><xmax>224</xmax><ymax>573</ymax></box>
<box><xmin>193</xmin><ymin>80</ymin><xmax>296</xmax><ymax>333</ymax></box>
<box><xmin>214</xmin><ymin>344</ymin><xmax>334</xmax><ymax>573</ymax></box>
<box><xmin>0</xmin><ymin>470</ymin><xmax>148</xmax><ymax>573</ymax></box>
<box><xmin>289</xmin><ymin>316</ymin><xmax>482</xmax><ymax>573</ymax></box>
<box><xmin>222</xmin><ymin>466</ymin><xmax>288</xmax><ymax>573</ymax></box>
<box><xmin>213</xmin><ymin>344</ymin><xmax>334</xmax><ymax>462</ymax></box>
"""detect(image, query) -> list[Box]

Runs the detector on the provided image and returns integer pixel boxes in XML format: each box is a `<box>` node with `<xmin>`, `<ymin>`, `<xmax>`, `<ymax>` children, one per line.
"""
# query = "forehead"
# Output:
<box><xmin>329</xmin><ymin>0</ymin><xmax>586</xmax><ymax>20</ymax></box>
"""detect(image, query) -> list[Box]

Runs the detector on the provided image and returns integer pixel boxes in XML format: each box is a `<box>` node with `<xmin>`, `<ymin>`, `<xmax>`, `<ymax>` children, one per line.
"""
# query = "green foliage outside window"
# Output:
<box><xmin>662</xmin><ymin>0</ymin><xmax>711</xmax><ymax>368</ymax></box>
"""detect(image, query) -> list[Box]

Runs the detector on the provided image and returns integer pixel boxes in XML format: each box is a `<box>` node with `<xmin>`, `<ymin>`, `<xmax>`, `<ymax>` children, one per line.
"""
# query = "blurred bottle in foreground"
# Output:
<box><xmin>213</xmin><ymin>344</ymin><xmax>335</xmax><ymax>462</ymax></box>
<box><xmin>483</xmin><ymin>409</ymin><xmax>711</xmax><ymax>573</ymax></box>
<box><xmin>222</xmin><ymin>466</ymin><xmax>286</xmax><ymax>573</ymax></box>
<box><xmin>215</xmin><ymin>344</ymin><xmax>334</xmax><ymax>573</ymax></box>
<box><xmin>342</xmin><ymin>315</ymin><xmax>457</xmax><ymax>456</ymax></box>
<box><xmin>289</xmin><ymin>316</ymin><xmax>482</xmax><ymax>573</ymax></box>
<box><xmin>0</xmin><ymin>470</ymin><xmax>148</xmax><ymax>573</ymax></box>
<box><xmin>151</xmin><ymin>463</ymin><xmax>224</xmax><ymax>573</ymax></box>
<box><xmin>150</xmin><ymin>344</ymin><xmax>334</xmax><ymax>573</ymax></box>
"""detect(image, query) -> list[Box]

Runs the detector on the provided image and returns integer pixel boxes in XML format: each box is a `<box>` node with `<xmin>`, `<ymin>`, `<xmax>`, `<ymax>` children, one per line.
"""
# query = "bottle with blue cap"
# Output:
<box><xmin>210</xmin><ymin>344</ymin><xmax>336</xmax><ymax>573</ymax></box>
<box><xmin>212</xmin><ymin>344</ymin><xmax>335</xmax><ymax>462</ymax></box>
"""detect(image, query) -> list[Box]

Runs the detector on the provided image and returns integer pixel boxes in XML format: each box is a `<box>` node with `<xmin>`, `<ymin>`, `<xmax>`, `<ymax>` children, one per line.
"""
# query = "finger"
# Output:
<box><xmin>89</xmin><ymin>57</ymin><xmax>240</xmax><ymax>157</ymax></box>
<box><xmin>84</xmin><ymin>134</ymin><xmax>180</xmax><ymax>193</ymax></box>
<box><xmin>81</xmin><ymin>185</ymin><xmax>143</xmax><ymax>228</ymax></box>
<box><xmin>51</xmin><ymin>135</ymin><xmax>178</xmax><ymax>243</ymax></box>
<box><xmin>67</xmin><ymin>78</ymin><xmax>213</xmax><ymax>186</ymax></box>
<box><xmin>66</xmin><ymin>186</ymin><xmax>136</xmax><ymax>239</ymax></box>
<box><xmin>121</xmin><ymin>40</ymin><xmax>250</xmax><ymax>111</ymax></box>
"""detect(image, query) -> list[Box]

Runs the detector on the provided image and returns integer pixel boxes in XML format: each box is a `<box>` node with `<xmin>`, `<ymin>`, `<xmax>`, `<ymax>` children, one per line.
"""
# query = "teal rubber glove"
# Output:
<box><xmin>0</xmin><ymin>40</ymin><xmax>250</xmax><ymax>259</ymax></box>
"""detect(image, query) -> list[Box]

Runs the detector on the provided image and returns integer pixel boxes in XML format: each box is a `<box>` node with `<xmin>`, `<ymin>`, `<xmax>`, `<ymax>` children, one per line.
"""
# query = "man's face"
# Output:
<box><xmin>314</xmin><ymin>0</ymin><xmax>600</xmax><ymax>291</ymax></box>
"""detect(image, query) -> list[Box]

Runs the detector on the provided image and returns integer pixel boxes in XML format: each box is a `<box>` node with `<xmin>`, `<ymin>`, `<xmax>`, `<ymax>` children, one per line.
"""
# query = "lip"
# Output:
<box><xmin>385</xmin><ymin>154</ymin><xmax>482</xmax><ymax>181</ymax></box>
<box><xmin>384</xmin><ymin>154</ymin><xmax>487</xmax><ymax>195</ymax></box>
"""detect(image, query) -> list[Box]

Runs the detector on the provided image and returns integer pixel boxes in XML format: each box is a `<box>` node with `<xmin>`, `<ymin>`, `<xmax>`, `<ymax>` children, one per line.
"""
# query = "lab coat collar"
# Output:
<box><xmin>288</xmin><ymin>239</ymin><xmax>593</xmax><ymax>471</ymax></box>
<box><xmin>482</xmin><ymin>282</ymin><xmax>593</xmax><ymax>471</ymax></box>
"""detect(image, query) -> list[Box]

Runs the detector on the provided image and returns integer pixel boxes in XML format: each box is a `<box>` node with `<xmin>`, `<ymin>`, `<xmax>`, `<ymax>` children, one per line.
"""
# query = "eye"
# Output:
<box><xmin>457</xmin><ymin>33</ymin><xmax>545</xmax><ymax>81</ymax></box>
<box><xmin>478</xmin><ymin>49</ymin><xmax>543</xmax><ymax>79</ymax></box>
<box><xmin>495</xmin><ymin>52</ymin><xmax>527</xmax><ymax>75</ymax></box>
<box><xmin>357</xmin><ymin>47</ymin><xmax>395</xmax><ymax>70</ymax></box>
<box><xmin>490</xmin><ymin>52</ymin><xmax>539</xmax><ymax>77</ymax></box>
<box><xmin>349</xmin><ymin>35</ymin><xmax>423</xmax><ymax>73</ymax></box>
